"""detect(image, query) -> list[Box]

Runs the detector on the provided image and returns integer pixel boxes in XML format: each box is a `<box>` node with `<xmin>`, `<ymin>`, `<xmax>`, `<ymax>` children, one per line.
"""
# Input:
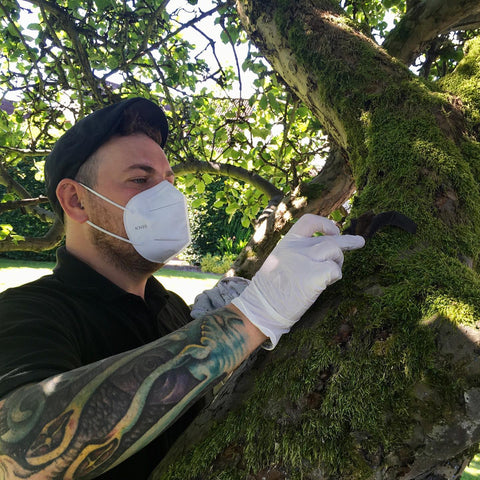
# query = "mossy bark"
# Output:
<box><xmin>151</xmin><ymin>1</ymin><xmax>480</xmax><ymax>479</ymax></box>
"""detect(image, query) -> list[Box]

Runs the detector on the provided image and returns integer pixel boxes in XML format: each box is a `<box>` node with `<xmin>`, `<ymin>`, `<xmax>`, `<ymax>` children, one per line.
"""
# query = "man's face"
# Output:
<box><xmin>82</xmin><ymin>133</ymin><xmax>175</xmax><ymax>274</ymax></box>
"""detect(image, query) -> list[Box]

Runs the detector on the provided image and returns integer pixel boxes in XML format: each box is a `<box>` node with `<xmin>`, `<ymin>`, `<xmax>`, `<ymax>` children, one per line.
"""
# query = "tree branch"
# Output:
<box><xmin>0</xmin><ymin>160</ymin><xmax>55</xmax><ymax>223</ymax></box>
<box><xmin>0</xmin><ymin>146</ymin><xmax>50</xmax><ymax>157</ymax></box>
<box><xmin>120</xmin><ymin>4</ymin><xmax>225</xmax><ymax>73</ymax></box>
<box><xmin>141</xmin><ymin>0</ymin><xmax>170</xmax><ymax>52</ymax></box>
<box><xmin>27</xmin><ymin>0</ymin><xmax>103</xmax><ymax>105</ymax></box>
<box><xmin>0</xmin><ymin>3</ymin><xmax>45</xmax><ymax>89</ymax></box>
<box><xmin>0</xmin><ymin>218</ymin><xmax>64</xmax><ymax>252</ymax></box>
<box><xmin>39</xmin><ymin>4</ymin><xmax>87</xmax><ymax>111</ymax></box>
<box><xmin>384</xmin><ymin>0</ymin><xmax>480</xmax><ymax>65</ymax></box>
<box><xmin>0</xmin><ymin>196</ymin><xmax>49</xmax><ymax>214</ymax></box>
<box><xmin>172</xmin><ymin>159</ymin><xmax>283</xmax><ymax>199</ymax></box>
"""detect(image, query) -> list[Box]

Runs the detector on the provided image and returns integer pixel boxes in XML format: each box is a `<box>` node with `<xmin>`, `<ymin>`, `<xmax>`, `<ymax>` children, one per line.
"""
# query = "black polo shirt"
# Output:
<box><xmin>0</xmin><ymin>247</ymin><xmax>202</xmax><ymax>479</ymax></box>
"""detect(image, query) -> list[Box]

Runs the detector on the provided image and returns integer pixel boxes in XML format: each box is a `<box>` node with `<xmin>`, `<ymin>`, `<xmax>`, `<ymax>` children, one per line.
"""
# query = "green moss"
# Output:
<box><xmin>158</xmin><ymin>8</ymin><xmax>480</xmax><ymax>480</ymax></box>
<box><xmin>440</xmin><ymin>37</ymin><xmax>480</xmax><ymax>129</ymax></box>
<box><xmin>271</xmin><ymin>7</ymin><xmax>480</xmax><ymax>266</ymax></box>
<box><xmin>350</xmin><ymin>82</ymin><xmax>480</xmax><ymax>260</ymax></box>
<box><xmin>273</xmin><ymin>0</ymin><xmax>398</xmax><ymax>121</ymax></box>
<box><xmin>298</xmin><ymin>182</ymin><xmax>325</xmax><ymax>200</ymax></box>
<box><xmin>423</xmin><ymin>294</ymin><xmax>476</xmax><ymax>325</ymax></box>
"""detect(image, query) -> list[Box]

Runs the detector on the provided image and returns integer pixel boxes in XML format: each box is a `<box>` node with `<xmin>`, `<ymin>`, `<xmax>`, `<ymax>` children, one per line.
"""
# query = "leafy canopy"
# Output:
<box><xmin>0</xmin><ymin>0</ymin><xmax>477</xmax><ymax>251</ymax></box>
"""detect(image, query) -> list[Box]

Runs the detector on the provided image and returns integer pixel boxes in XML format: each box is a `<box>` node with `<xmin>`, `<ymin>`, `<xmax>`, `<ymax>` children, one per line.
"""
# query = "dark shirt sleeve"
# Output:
<box><xmin>0</xmin><ymin>283</ymin><xmax>82</xmax><ymax>399</ymax></box>
<box><xmin>154</xmin><ymin>289</ymin><xmax>194</xmax><ymax>335</ymax></box>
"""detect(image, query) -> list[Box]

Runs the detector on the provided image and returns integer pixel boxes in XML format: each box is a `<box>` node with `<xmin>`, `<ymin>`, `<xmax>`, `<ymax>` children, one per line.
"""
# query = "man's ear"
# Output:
<box><xmin>56</xmin><ymin>179</ymin><xmax>88</xmax><ymax>223</ymax></box>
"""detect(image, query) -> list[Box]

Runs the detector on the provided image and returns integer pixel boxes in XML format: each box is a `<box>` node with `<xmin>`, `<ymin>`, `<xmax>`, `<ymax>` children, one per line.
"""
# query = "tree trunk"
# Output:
<box><xmin>151</xmin><ymin>1</ymin><xmax>480</xmax><ymax>478</ymax></box>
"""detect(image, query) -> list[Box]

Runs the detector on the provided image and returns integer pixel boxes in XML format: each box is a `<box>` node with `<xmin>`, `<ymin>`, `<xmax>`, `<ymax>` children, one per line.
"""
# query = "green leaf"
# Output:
<box><xmin>67</xmin><ymin>0</ymin><xmax>81</xmax><ymax>10</ymax></box>
<box><xmin>11</xmin><ymin>234</ymin><xmax>25</xmax><ymax>244</ymax></box>
<box><xmin>1</xmin><ymin>193</ymin><xmax>16</xmax><ymax>203</ymax></box>
<box><xmin>202</xmin><ymin>173</ymin><xmax>213</xmax><ymax>185</ymax></box>
<box><xmin>225</xmin><ymin>203</ymin><xmax>239</xmax><ymax>215</ymax></box>
<box><xmin>259</xmin><ymin>95</ymin><xmax>268</xmax><ymax>110</ymax></box>
<box><xmin>241</xmin><ymin>215</ymin><xmax>250</xmax><ymax>228</ymax></box>
<box><xmin>184</xmin><ymin>174</ymin><xmax>197</xmax><ymax>188</ymax></box>
<box><xmin>227</xmin><ymin>27</ymin><xmax>239</xmax><ymax>44</ymax></box>
<box><xmin>191</xmin><ymin>198</ymin><xmax>205</xmax><ymax>209</ymax></box>
<box><xmin>0</xmin><ymin>224</ymin><xmax>13</xmax><ymax>240</ymax></box>
<box><xmin>196</xmin><ymin>180</ymin><xmax>205</xmax><ymax>194</ymax></box>
<box><xmin>267</xmin><ymin>92</ymin><xmax>281</xmax><ymax>112</ymax></box>
<box><xmin>107</xmin><ymin>57</ymin><xmax>119</xmax><ymax>69</ymax></box>
<box><xmin>330</xmin><ymin>209</ymin><xmax>344</xmax><ymax>222</ymax></box>
<box><xmin>7</xmin><ymin>23</ymin><xmax>19</xmax><ymax>38</ymax></box>
<box><xmin>220</xmin><ymin>30</ymin><xmax>229</xmax><ymax>44</ymax></box>
<box><xmin>94</xmin><ymin>0</ymin><xmax>111</xmax><ymax>12</ymax></box>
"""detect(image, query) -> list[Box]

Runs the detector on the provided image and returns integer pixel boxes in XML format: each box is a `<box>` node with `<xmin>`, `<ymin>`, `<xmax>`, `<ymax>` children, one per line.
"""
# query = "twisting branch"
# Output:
<box><xmin>39</xmin><ymin>5</ymin><xmax>86</xmax><ymax>111</ymax></box>
<box><xmin>120</xmin><ymin>4</ymin><xmax>225</xmax><ymax>72</ymax></box>
<box><xmin>278</xmin><ymin>95</ymin><xmax>300</xmax><ymax>187</ymax></box>
<box><xmin>218</xmin><ymin>15</ymin><xmax>244</xmax><ymax>98</ymax></box>
<box><xmin>190</xmin><ymin>24</ymin><xmax>232</xmax><ymax>92</ymax></box>
<box><xmin>147</xmin><ymin>51</ymin><xmax>187</xmax><ymax>156</ymax></box>
<box><xmin>0</xmin><ymin>3</ymin><xmax>45</xmax><ymax>89</ymax></box>
<box><xmin>384</xmin><ymin>0</ymin><xmax>480</xmax><ymax>65</ymax></box>
<box><xmin>172</xmin><ymin>159</ymin><xmax>283</xmax><ymax>199</ymax></box>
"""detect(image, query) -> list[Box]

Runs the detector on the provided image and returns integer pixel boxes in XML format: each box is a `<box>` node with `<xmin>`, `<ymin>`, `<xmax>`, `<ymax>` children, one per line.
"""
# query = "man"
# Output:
<box><xmin>0</xmin><ymin>97</ymin><xmax>364</xmax><ymax>479</ymax></box>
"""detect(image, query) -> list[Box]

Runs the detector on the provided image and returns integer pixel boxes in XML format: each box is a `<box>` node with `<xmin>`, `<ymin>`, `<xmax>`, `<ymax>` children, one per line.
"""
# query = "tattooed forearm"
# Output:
<box><xmin>0</xmin><ymin>307</ymin><xmax>259</xmax><ymax>479</ymax></box>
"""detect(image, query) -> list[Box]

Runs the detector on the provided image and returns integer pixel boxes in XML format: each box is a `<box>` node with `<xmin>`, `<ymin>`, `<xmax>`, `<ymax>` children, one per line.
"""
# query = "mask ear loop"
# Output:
<box><xmin>86</xmin><ymin>221</ymin><xmax>132</xmax><ymax>244</ymax></box>
<box><xmin>79</xmin><ymin>183</ymin><xmax>126</xmax><ymax>210</ymax></box>
<box><xmin>78</xmin><ymin>183</ymin><xmax>132</xmax><ymax>244</ymax></box>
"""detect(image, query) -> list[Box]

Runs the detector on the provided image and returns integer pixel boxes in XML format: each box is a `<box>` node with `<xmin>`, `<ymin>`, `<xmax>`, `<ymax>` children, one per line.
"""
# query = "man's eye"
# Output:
<box><xmin>132</xmin><ymin>178</ymin><xmax>147</xmax><ymax>184</ymax></box>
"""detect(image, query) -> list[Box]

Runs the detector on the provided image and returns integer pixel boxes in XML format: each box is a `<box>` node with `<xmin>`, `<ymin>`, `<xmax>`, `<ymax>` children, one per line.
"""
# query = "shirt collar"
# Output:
<box><xmin>53</xmin><ymin>246</ymin><xmax>170</xmax><ymax>304</ymax></box>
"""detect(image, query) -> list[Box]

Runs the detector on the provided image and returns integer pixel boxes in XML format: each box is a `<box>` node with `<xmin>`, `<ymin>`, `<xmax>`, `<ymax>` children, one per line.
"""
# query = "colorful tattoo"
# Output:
<box><xmin>0</xmin><ymin>307</ymin><xmax>250</xmax><ymax>479</ymax></box>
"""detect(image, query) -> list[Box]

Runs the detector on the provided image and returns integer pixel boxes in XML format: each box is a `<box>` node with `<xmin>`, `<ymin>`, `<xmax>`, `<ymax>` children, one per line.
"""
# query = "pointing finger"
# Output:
<box><xmin>329</xmin><ymin>234</ymin><xmax>366</xmax><ymax>251</ymax></box>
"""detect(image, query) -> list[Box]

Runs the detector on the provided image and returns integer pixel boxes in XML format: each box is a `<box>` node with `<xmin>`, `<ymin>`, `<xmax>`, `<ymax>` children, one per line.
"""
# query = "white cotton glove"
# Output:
<box><xmin>191</xmin><ymin>276</ymin><xmax>251</xmax><ymax>319</ymax></box>
<box><xmin>231</xmin><ymin>214</ymin><xmax>365</xmax><ymax>348</ymax></box>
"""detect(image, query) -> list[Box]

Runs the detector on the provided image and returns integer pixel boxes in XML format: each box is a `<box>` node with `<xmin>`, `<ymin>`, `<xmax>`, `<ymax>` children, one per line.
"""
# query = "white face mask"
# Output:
<box><xmin>80</xmin><ymin>181</ymin><xmax>191</xmax><ymax>264</ymax></box>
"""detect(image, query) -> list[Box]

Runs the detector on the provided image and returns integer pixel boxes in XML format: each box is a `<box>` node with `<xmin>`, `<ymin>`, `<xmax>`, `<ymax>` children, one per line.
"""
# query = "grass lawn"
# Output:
<box><xmin>0</xmin><ymin>258</ymin><xmax>221</xmax><ymax>305</ymax></box>
<box><xmin>463</xmin><ymin>455</ymin><xmax>480</xmax><ymax>479</ymax></box>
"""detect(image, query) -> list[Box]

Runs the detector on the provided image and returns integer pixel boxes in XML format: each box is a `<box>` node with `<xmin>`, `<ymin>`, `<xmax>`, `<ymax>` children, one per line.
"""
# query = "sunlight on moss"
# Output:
<box><xmin>424</xmin><ymin>294</ymin><xmax>476</xmax><ymax>325</ymax></box>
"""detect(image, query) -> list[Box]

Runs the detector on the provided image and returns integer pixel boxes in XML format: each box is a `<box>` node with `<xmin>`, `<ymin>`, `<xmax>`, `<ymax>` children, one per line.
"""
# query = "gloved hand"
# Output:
<box><xmin>191</xmin><ymin>276</ymin><xmax>251</xmax><ymax>319</ymax></box>
<box><xmin>231</xmin><ymin>214</ymin><xmax>365</xmax><ymax>348</ymax></box>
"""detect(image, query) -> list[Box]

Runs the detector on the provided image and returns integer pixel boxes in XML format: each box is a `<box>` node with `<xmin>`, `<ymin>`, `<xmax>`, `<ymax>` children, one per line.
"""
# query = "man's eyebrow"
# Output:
<box><xmin>124</xmin><ymin>164</ymin><xmax>175</xmax><ymax>179</ymax></box>
<box><xmin>124</xmin><ymin>164</ymin><xmax>156</xmax><ymax>173</ymax></box>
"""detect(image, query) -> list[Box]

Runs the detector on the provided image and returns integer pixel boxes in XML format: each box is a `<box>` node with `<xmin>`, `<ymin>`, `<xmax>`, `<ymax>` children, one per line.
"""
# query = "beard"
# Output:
<box><xmin>87</xmin><ymin>203</ymin><xmax>163</xmax><ymax>276</ymax></box>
